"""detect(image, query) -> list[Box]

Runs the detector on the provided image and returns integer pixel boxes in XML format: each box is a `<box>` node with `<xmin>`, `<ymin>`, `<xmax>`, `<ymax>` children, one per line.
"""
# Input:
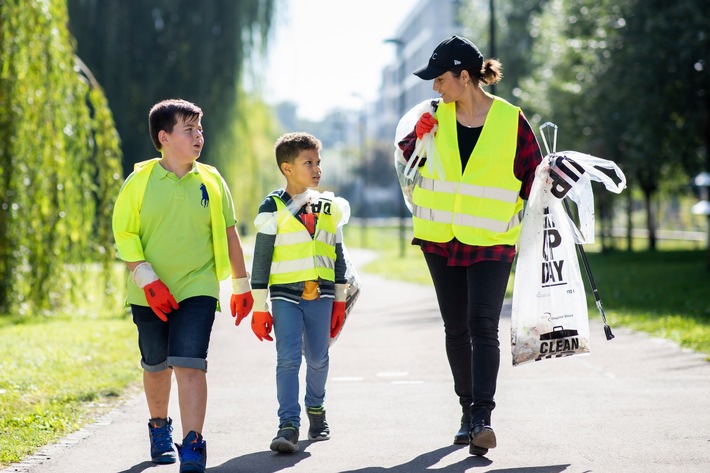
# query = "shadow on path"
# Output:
<box><xmin>337</xmin><ymin>445</ymin><xmax>570</xmax><ymax>473</ymax></box>
<box><xmin>116</xmin><ymin>460</ymin><xmax>161</xmax><ymax>473</ymax></box>
<box><xmin>208</xmin><ymin>441</ymin><xmax>313</xmax><ymax>473</ymax></box>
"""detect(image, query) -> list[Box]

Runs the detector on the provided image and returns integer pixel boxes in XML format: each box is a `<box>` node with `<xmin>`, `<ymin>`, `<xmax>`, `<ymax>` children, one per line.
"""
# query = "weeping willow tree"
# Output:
<box><xmin>215</xmin><ymin>88</ymin><xmax>284</xmax><ymax>233</ymax></box>
<box><xmin>0</xmin><ymin>0</ymin><xmax>123</xmax><ymax>316</ymax></box>
<box><xmin>66</xmin><ymin>0</ymin><xmax>277</xmax><ymax>177</ymax></box>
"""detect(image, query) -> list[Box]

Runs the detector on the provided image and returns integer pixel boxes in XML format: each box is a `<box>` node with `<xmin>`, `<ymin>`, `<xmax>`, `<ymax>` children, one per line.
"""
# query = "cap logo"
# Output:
<box><xmin>454</xmin><ymin>59</ymin><xmax>461</xmax><ymax>65</ymax></box>
<box><xmin>431</xmin><ymin>53</ymin><xmax>438</xmax><ymax>60</ymax></box>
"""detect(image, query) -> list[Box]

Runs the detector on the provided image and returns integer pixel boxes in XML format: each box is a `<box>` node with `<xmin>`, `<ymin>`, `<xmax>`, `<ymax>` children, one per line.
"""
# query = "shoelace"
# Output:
<box><xmin>150</xmin><ymin>423</ymin><xmax>173</xmax><ymax>450</ymax></box>
<box><xmin>180</xmin><ymin>441</ymin><xmax>205</xmax><ymax>463</ymax></box>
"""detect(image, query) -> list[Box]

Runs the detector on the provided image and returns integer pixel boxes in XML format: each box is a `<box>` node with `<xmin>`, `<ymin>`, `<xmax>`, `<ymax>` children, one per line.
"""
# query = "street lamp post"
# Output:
<box><xmin>385</xmin><ymin>37</ymin><xmax>407</xmax><ymax>258</ymax></box>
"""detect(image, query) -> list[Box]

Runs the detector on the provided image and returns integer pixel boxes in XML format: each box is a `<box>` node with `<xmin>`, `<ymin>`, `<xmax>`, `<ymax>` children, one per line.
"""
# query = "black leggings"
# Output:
<box><xmin>423</xmin><ymin>252</ymin><xmax>512</xmax><ymax>424</ymax></box>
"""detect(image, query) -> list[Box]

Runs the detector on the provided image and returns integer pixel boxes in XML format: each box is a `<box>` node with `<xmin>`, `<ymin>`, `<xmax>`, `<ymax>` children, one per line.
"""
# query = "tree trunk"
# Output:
<box><xmin>643</xmin><ymin>189</ymin><xmax>657</xmax><ymax>251</ymax></box>
<box><xmin>626</xmin><ymin>191</ymin><xmax>633</xmax><ymax>252</ymax></box>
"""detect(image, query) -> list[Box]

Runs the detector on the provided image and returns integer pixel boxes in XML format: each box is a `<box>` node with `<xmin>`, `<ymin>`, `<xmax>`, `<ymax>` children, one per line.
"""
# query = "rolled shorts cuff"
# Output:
<box><xmin>141</xmin><ymin>359</ymin><xmax>170</xmax><ymax>372</ymax></box>
<box><xmin>167</xmin><ymin>356</ymin><xmax>208</xmax><ymax>372</ymax></box>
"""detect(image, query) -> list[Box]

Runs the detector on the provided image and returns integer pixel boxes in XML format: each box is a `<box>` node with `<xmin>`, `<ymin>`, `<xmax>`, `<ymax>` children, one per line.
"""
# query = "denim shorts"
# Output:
<box><xmin>131</xmin><ymin>296</ymin><xmax>217</xmax><ymax>372</ymax></box>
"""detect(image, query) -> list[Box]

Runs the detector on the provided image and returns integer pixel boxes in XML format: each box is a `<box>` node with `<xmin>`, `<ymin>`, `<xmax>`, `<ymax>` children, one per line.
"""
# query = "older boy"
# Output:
<box><xmin>112</xmin><ymin>99</ymin><xmax>253</xmax><ymax>473</ymax></box>
<box><xmin>250</xmin><ymin>132</ymin><xmax>349</xmax><ymax>453</ymax></box>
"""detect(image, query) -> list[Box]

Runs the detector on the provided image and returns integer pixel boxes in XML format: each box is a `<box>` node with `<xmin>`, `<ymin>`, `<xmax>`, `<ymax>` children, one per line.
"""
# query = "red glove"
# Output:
<box><xmin>251</xmin><ymin>311</ymin><xmax>273</xmax><ymax>342</ymax></box>
<box><xmin>132</xmin><ymin>262</ymin><xmax>178</xmax><ymax>322</ymax></box>
<box><xmin>330</xmin><ymin>301</ymin><xmax>345</xmax><ymax>338</ymax></box>
<box><xmin>330</xmin><ymin>283</ymin><xmax>348</xmax><ymax>339</ymax></box>
<box><xmin>143</xmin><ymin>279</ymin><xmax>179</xmax><ymax>322</ymax></box>
<box><xmin>415</xmin><ymin>112</ymin><xmax>438</xmax><ymax>139</ymax></box>
<box><xmin>230</xmin><ymin>276</ymin><xmax>253</xmax><ymax>326</ymax></box>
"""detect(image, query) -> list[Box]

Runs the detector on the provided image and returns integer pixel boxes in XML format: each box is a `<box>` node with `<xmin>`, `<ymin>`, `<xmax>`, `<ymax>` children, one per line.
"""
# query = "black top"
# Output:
<box><xmin>456</xmin><ymin>121</ymin><xmax>483</xmax><ymax>171</ymax></box>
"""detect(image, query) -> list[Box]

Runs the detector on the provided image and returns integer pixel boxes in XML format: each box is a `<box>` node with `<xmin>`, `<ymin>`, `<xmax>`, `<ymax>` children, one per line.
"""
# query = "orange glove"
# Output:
<box><xmin>250</xmin><ymin>289</ymin><xmax>273</xmax><ymax>341</ymax></box>
<box><xmin>330</xmin><ymin>283</ymin><xmax>348</xmax><ymax>339</ymax></box>
<box><xmin>252</xmin><ymin>311</ymin><xmax>273</xmax><ymax>341</ymax></box>
<box><xmin>415</xmin><ymin>112</ymin><xmax>438</xmax><ymax>139</ymax></box>
<box><xmin>132</xmin><ymin>262</ymin><xmax>178</xmax><ymax>322</ymax></box>
<box><xmin>230</xmin><ymin>276</ymin><xmax>253</xmax><ymax>326</ymax></box>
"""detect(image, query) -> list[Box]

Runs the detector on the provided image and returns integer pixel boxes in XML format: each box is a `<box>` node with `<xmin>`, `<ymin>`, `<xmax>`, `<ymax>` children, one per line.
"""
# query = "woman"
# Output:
<box><xmin>395</xmin><ymin>35</ymin><xmax>542</xmax><ymax>456</ymax></box>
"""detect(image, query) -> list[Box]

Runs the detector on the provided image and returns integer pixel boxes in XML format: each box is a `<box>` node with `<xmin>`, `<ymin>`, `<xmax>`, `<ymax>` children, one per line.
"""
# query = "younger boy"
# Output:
<box><xmin>250</xmin><ymin>132</ymin><xmax>349</xmax><ymax>453</ymax></box>
<box><xmin>112</xmin><ymin>99</ymin><xmax>253</xmax><ymax>473</ymax></box>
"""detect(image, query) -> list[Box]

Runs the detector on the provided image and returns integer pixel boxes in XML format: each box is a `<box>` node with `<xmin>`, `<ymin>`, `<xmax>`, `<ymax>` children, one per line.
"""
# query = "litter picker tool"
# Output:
<box><xmin>539</xmin><ymin>122</ymin><xmax>615</xmax><ymax>340</ymax></box>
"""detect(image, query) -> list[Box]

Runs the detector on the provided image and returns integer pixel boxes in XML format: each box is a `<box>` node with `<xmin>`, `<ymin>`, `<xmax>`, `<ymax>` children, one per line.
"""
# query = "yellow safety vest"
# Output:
<box><xmin>112</xmin><ymin>158</ymin><xmax>231</xmax><ymax>281</ymax></box>
<box><xmin>411</xmin><ymin>97</ymin><xmax>524</xmax><ymax>246</ymax></box>
<box><xmin>269</xmin><ymin>194</ymin><xmax>340</xmax><ymax>286</ymax></box>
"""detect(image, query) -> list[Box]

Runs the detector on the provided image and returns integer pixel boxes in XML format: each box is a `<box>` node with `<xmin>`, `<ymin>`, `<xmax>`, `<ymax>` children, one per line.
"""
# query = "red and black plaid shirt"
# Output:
<box><xmin>398</xmin><ymin>112</ymin><xmax>542</xmax><ymax>266</ymax></box>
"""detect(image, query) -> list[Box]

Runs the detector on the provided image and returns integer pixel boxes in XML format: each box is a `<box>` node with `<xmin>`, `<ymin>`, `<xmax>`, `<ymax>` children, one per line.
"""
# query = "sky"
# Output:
<box><xmin>261</xmin><ymin>0</ymin><xmax>420</xmax><ymax>122</ymax></box>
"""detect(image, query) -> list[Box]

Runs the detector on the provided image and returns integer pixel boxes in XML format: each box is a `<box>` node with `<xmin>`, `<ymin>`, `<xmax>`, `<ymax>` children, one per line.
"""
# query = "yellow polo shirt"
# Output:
<box><xmin>116</xmin><ymin>161</ymin><xmax>237</xmax><ymax>305</ymax></box>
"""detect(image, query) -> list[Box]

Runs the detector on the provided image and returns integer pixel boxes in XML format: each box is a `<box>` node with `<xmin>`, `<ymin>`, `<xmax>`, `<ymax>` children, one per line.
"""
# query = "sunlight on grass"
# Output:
<box><xmin>0</xmin><ymin>264</ymin><xmax>140</xmax><ymax>466</ymax></box>
<box><xmin>345</xmin><ymin>223</ymin><xmax>710</xmax><ymax>360</ymax></box>
<box><xmin>0</xmin><ymin>316</ymin><xmax>140</xmax><ymax>464</ymax></box>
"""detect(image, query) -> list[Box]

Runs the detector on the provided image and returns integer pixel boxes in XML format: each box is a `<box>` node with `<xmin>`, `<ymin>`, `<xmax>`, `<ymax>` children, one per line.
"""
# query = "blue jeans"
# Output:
<box><xmin>272</xmin><ymin>297</ymin><xmax>332</xmax><ymax>428</ymax></box>
<box><xmin>131</xmin><ymin>296</ymin><xmax>217</xmax><ymax>372</ymax></box>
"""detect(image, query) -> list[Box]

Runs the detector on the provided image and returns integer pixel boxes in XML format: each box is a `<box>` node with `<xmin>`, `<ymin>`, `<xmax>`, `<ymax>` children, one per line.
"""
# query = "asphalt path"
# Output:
<box><xmin>4</xmin><ymin>248</ymin><xmax>709</xmax><ymax>473</ymax></box>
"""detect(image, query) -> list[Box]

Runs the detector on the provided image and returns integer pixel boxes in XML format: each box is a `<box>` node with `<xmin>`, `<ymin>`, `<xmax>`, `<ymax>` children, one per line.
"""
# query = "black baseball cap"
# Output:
<box><xmin>413</xmin><ymin>35</ymin><xmax>484</xmax><ymax>80</ymax></box>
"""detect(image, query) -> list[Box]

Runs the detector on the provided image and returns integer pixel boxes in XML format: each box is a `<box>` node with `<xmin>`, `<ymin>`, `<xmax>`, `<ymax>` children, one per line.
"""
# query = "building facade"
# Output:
<box><xmin>373</xmin><ymin>0</ymin><xmax>468</xmax><ymax>142</ymax></box>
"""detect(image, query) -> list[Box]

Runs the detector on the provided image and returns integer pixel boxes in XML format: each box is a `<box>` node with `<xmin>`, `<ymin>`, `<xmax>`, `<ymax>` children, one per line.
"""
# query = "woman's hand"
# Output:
<box><xmin>415</xmin><ymin>112</ymin><xmax>438</xmax><ymax>139</ymax></box>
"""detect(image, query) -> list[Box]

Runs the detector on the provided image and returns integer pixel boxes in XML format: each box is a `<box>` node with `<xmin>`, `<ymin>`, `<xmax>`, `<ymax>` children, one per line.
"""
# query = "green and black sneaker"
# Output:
<box><xmin>306</xmin><ymin>406</ymin><xmax>331</xmax><ymax>441</ymax></box>
<box><xmin>270</xmin><ymin>422</ymin><xmax>300</xmax><ymax>453</ymax></box>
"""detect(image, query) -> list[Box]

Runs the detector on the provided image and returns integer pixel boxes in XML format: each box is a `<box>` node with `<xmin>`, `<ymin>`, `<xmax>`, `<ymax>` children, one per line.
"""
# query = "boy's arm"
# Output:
<box><xmin>227</xmin><ymin>224</ymin><xmax>253</xmax><ymax>325</ymax></box>
<box><xmin>226</xmin><ymin>225</ymin><xmax>249</xmax><ymax>279</ymax></box>
<box><xmin>251</xmin><ymin>196</ymin><xmax>278</xmax><ymax>292</ymax></box>
<box><xmin>111</xmin><ymin>176</ymin><xmax>146</xmax><ymax>264</ymax></box>
<box><xmin>250</xmin><ymin>201</ymin><xmax>277</xmax><ymax>342</ymax></box>
<box><xmin>251</xmin><ymin>232</ymin><xmax>275</xmax><ymax>291</ymax></box>
<box><xmin>330</xmin><ymin>200</ymin><xmax>350</xmax><ymax>338</ymax></box>
<box><xmin>216</xmin><ymin>175</ymin><xmax>253</xmax><ymax>323</ymax></box>
<box><xmin>334</xmin><ymin>240</ymin><xmax>348</xmax><ymax>285</ymax></box>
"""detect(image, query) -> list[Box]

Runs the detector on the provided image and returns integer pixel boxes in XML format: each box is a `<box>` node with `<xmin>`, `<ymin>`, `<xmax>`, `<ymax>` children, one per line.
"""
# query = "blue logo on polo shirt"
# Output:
<box><xmin>199</xmin><ymin>183</ymin><xmax>209</xmax><ymax>207</ymax></box>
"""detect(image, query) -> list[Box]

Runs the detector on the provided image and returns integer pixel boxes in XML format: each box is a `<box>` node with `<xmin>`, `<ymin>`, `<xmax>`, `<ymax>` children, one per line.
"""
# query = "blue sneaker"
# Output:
<box><xmin>148</xmin><ymin>417</ymin><xmax>176</xmax><ymax>464</ymax></box>
<box><xmin>177</xmin><ymin>431</ymin><xmax>207</xmax><ymax>473</ymax></box>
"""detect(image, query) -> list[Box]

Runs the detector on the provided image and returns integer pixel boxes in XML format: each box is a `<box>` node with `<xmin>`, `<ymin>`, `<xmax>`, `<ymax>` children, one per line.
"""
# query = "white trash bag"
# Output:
<box><xmin>393</xmin><ymin>99</ymin><xmax>445</xmax><ymax>212</ymax></box>
<box><xmin>511</xmin><ymin>123</ymin><xmax>626</xmax><ymax>366</ymax></box>
<box><xmin>330</xmin><ymin>242</ymin><xmax>362</xmax><ymax>346</ymax></box>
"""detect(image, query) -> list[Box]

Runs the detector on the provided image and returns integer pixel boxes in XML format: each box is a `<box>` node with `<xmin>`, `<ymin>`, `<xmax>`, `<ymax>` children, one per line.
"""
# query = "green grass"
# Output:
<box><xmin>583</xmin><ymin>249</ymin><xmax>710</xmax><ymax>357</ymax></box>
<box><xmin>0</xmin><ymin>266</ymin><xmax>140</xmax><ymax>467</ymax></box>
<box><xmin>344</xmin><ymin>224</ymin><xmax>710</xmax><ymax>360</ymax></box>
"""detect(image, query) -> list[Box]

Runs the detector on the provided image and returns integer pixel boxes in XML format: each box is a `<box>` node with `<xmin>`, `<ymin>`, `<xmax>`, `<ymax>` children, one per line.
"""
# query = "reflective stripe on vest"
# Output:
<box><xmin>411</xmin><ymin>97</ymin><xmax>523</xmax><ymax>246</ymax></box>
<box><xmin>413</xmin><ymin>174</ymin><xmax>523</xmax><ymax>233</ymax></box>
<box><xmin>269</xmin><ymin>195</ymin><xmax>338</xmax><ymax>285</ymax></box>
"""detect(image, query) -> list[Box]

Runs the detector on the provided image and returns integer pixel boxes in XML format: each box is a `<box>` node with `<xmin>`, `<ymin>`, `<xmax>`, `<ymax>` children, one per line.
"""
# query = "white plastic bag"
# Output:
<box><xmin>330</xmin><ymin>242</ymin><xmax>362</xmax><ymax>346</ymax></box>
<box><xmin>510</xmin><ymin>159</ymin><xmax>592</xmax><ymax>366</ymax></box>
<box><xmin>510</xmin><ymin>124</ymin><xmax>626</xmax><ymax>366</ymax></box>
<box><xmin>393</xmin><ymin>99</ymin><xmax>445</xmax><ymax>212</ymax></box>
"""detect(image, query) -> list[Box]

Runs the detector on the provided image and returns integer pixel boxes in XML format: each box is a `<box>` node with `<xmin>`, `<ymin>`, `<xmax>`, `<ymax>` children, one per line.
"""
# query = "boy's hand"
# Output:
<box><xmin>330</xmin><ymin>302</ymin><xmax>345</xmax><ymax>338</ymax></box>
<box><xmin>144</xmin><ymin>280</ymin><xmax>179</xmax><ymax>322</ymax></box>
<box><xmin>331</xmin><ymin>283</ymin><xmax>348</xmax><ymax>338</ymax></box>
<box><xmin>132</xmin><ymin>262</ymin><xmax>178</xmax><ymax>322</ymax></box>
<box><xmin>230</xmin><ymin>276</ymin><xmax>253</xmax><ymax>325</ymax></box>
<box><xmin>251</xmin><ymin>311</ymin><xmax>273</xmax><ymax>341</ymax></box>
<box><xmin>250</xmin><ymin>289</ymin><xmax>272</xmax><ymax>341</ymax></box>
<box><xmin>415</xmin><ymin>112</ymin><xmax>438</xmax><ymax>139</ymax></box>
